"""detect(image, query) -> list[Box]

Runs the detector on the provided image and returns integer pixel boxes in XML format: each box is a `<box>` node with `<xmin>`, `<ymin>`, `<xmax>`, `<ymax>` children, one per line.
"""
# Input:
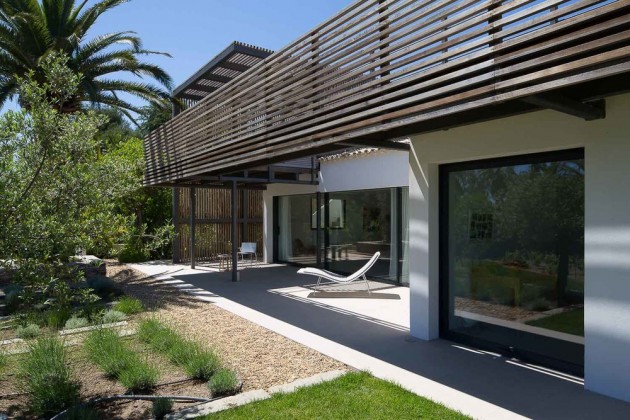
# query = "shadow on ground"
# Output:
<box><xmin>141</xmin><ymin>264</ymin><xmax>630</xmax><ymax>419</ymax></box>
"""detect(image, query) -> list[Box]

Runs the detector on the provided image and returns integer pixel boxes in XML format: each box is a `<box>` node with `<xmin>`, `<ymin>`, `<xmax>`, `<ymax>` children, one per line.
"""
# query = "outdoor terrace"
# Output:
<box><xmin>144</xmin><ymin>0</ymin><xmax>630</xmax><ymax>187</ymax></box>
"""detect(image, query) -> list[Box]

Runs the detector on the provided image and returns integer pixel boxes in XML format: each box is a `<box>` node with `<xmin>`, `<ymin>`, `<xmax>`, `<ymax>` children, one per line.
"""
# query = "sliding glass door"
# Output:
<box><xmin>440</xmin><ymin>149</ymin><xmax>585</xmax><ymax>373</ymax></box>
<box><xmin>276</xmin><ymin>195</ymin><xmax>318</xmax><ymax>266</ymax></box>
<box><xmin>275</xmin><ymin>188</ymin><xmax>409</xmax><ymax>284</ymax></box>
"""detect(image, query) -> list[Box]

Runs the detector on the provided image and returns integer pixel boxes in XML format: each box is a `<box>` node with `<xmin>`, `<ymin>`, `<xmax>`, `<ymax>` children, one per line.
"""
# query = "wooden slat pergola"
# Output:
<box><xmin>145</xmin><ymin>0</ymin><xmax>630</xmax><ymax>280</ymax></box>
<box><xmin>172</xmin><ymin>41</ymin><xmax>274</xmax><ymax>112</ymax></box>
<box><xmin>168</xmin><ymin>41</ymin><xmax>318</xmax><ymax>279</ymax></box>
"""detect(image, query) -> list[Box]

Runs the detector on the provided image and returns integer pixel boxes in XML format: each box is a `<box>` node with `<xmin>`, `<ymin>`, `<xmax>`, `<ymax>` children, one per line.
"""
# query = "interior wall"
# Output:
<box><xmin>408</xmin><ymin>92</ymin><xmax>630</xmax><ymax>402</ymax></box>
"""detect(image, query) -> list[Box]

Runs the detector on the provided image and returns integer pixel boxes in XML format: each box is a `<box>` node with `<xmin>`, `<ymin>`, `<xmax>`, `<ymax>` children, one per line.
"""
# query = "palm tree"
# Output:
<box><xmin>0</xmin><ymin>0</ymin><xmax>173</xmax><ymax>117</ymax></box>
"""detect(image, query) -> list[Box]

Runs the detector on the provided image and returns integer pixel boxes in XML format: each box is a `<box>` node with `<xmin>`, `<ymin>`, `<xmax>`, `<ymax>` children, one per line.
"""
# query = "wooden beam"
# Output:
<box><xmin>338</xmin><ymin>139</ymin><xmax>410</xmax><ymax>151</ymax></box>
<box><xmin>219</xmin><ymin>61</ymin><xmax>251</xmax><ymax>73</ymax></box>
<box><xmin>189</xmin><ymin>84</ymin><xmax>219</xmax><ymax>93</ymax></box>
<box><xmin>199</xmin><ymin>73</ymin><xmax>232</xmax><ymax>84</ymax></box>
<box><xmin>521</xmin><ymin>93</ymin><xmax>605</xmax><ymax>120</ymax></box>
<box><xmin>177</xmin><ymin>92</ymin><xmax>205</xmax><ymax>101</ymax></box>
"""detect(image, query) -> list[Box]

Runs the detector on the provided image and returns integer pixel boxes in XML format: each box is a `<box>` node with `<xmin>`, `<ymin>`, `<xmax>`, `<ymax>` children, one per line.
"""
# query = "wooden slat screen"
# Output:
<box><xmin>174</xmin><ymin>189</ymin><xmax>263</xmax><ymax>263</ymax></box>
<box><xmin>145</xmin><ymin>0</ymin><xmax>630</xmax><ymax>186</ymax></box>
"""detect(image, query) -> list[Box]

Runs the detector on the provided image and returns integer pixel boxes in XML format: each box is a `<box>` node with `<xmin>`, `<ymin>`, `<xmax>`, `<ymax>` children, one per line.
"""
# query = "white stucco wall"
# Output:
<box><xmin>408</xmin><ymin>92</ymin><xmax>630</xmax><ymax>402</ymax></box>
<box><xmin>319</xmin><ymin>150</ymin><xmax>409</xmax><ymax>192</ymax></box>
<box><xmin>262</xmin><ymin>149</ymin><xmax>409</xmax><ymax>263</ymax></box>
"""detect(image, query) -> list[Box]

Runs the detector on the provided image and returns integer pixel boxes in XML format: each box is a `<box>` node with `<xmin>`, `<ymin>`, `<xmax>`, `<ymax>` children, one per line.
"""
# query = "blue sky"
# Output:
<box><xmin>2</xmin><ymin>0</ymin><xmax>353</xmax><ymax>113</ymax></box>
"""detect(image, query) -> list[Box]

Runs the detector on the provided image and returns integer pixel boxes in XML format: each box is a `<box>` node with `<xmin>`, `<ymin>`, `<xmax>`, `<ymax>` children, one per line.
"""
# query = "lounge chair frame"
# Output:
<box><xmin>297</xmin><ymin>252</ymin><xmax>380</xmax><ymax>294</ymax></box>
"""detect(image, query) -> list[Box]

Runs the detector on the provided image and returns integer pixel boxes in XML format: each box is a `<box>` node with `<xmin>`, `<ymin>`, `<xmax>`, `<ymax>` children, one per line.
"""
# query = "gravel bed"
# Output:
<box><xmin>106</xmin><ymin>261</ymin><xmax>347</xmax><ymax>392</ymax></box>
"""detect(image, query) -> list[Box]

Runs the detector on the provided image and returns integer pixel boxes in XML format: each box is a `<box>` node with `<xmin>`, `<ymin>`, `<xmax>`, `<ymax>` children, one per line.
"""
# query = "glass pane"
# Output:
<box><xmin>328</xmin><ymin>189</ymin><xmax>397</xmax><ymax>281</ymax></box>
<box><xmin>277</xmin><ymin>195</ymin><xmax>317</xmax><ymax>265</ymax></box>
<box><xmin>446</xmin><ymin>154</ymin><xmax>584</xmax><ymax>363</ymax></box>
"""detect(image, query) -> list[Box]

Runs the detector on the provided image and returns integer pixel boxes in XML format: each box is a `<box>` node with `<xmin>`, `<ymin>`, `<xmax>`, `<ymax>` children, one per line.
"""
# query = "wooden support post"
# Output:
<box><xmin>241</xmin><ymin>189</ymin><xmax>248</xmax><ymax>244</ymax></box>
<box><xmin>190</xmin><ymin>187</ymin><xmax>196</xmax><ymax>270</ymax></box>
<box><xmin>324</xmin><ymin>192</ymin><xmax>330</xmax><ymax>270</ymax></box>
<box><xmin>396</xmin><ymin>187</ymin><xmax>403</xmax><ymax>284</ymax></box>
<box><xmin>172</xmin><ymin>188</ymin><xmax>180</xmax><ymax>263</ymax></box>
<box><xmin>231</xmin><ymin>181</ymin><xmax>239</xmax><ymax>282</ymax></box>
<box><xmin>316</xmin><ymin>192</ymin><xmax>322</xmax><ymax>267</ymax></box>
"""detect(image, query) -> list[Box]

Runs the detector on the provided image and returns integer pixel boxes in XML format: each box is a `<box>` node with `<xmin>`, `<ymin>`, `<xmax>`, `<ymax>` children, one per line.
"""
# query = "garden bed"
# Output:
<box><xmin>0</xmin><ymin>261</ymin><xmax>346</xmax><ymax>418</ymax></box>
<box><xmin>0</xmin><ymin>334</ymin><xmax>217</xmax><ymax>419</ymax></box>
<box><xmin>106</xmin><ymin>261</ymin><xmax>346</xmax><ymax>392</ymax></box>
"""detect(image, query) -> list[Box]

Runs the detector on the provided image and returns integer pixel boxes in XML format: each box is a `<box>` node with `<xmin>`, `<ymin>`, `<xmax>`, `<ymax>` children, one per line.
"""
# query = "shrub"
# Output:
<box><xmin>101</xmin><ymin>309</ymin><xmax>127</xmax><ymax>324</ymax></box>
<box><xmin>208</xmin><ymin>368</ymin><xmax>240</xmax><ymax>397</ymax></box>
<box><xmin>64</xmin><ymin>316</ymin><xmax>90</xmax><ymax>330</ymax></box>
<box><xmin>84</xmin><ymin>328</ymin><xmax>158</xmax><ymax>391</ymax></box>
<box><xmin>84</xmin><ymin>329</ymin><xmax>131</xmax><ymax>377</ymax></box>
<box><xmin>138</xmin><ymin>319</ymin><xmax>219</xmax><ymax>380</ymax></box>
<box><xmin>0</xmin><ymin>350</ymin><xmax>7</xmax><ymax>374</ymax></box>
<box><xmin>16</xmin><ymin>323</ymin><xmax>41</xmax><ymax>339</ymax></box>
<box><xmin>113</xmin><ymin>296</ymin><xmax>144</xmax><ymax>315</ymax></box>
<box><xmin>117</xmin><ymin>358</ymin><xmax>159</xmax><ymax>392</ymax></box>
<box><xmin>86</xmin><ymin>276</ymin><xmax>122</xmax><ymax>298</ymax></box>
<box><xmin>152</xmin><ymin>397</ymin><xmax>173</xmax><ymax>419</ymax></box>
<box><xmin>15</xmin><ymin>310</ymin><xmax>46</xmax><ymax>328</ymax></box>
<box><xmin>3</xmin><ymin>284</ymin><xmax>23</xmax><ymax>314</ymax></box>
<box><xmin>18</xmin><ymin>337</ymin><xmax>80</xmax><ymax>416</ymax></box>
<box><xmin>117</xmin><ymin>242</ymin><xmax>149</xmax><ymax>263</ymax></box>
<box><xmin>173</xmin><ymin>341</ymin><xmax>219</xmax><ymax>380</ymax></box>
<box><xmin>46</xmin><ymin>307</ymin><xmax>73</xmax><ymax>329</ymax></box>
<box><xmin>63</xmin><ymin>404</ymin><xmax>101</xmax><ymax>420</ymax></box>
<box><xmin>138</xmin><ymin>318</ymin><xmax>178</xmax><ymax>352</ymax></box>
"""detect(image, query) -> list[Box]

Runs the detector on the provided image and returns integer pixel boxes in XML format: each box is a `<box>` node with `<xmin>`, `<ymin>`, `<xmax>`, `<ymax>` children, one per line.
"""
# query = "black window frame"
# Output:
<box><xmin>439</xmin><ymin>148</ymin><xmax>585</xmax><ymax>376</ymax></box>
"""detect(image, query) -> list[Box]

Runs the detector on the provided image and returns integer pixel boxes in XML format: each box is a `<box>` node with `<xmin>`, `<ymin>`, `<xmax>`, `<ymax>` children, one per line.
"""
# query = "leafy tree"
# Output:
<box><xmin>0</xmin><ymin>0</ymin><xmax>172</xmax><ymax>117</ymax></box>
<box><xmin>0</xmin><ymin>53</ymin><xmax>135</xmax><ymax>310</ymax></box>
<box><xmin>101</xmin><ymin>135</ymin><xmax>173</xmax><ymax>261</ymax></box>
<box><xmin>138</xmin><ymin>99</ymin><xmax>172</xmax><ymax>137</ymax></box>
<box><xmin>94</xmin><ymin>107</ymin><xmax>136</xmax><ymax>152</ymax></box>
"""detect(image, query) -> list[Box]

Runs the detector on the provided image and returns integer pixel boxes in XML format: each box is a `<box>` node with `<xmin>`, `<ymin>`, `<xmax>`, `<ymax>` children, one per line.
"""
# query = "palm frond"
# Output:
<box><xmin>73</xmin><ymin>31</ymin><xmax>141</xmax><ymax>62</ymax></box>
<box><xmin>0</xmin><ymin>0</ymin><xmax>172</xmax><ymax>115</ymax></box>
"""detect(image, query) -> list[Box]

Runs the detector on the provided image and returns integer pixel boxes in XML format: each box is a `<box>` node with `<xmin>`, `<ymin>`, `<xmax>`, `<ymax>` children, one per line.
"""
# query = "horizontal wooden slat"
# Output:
<box><xmin>144</xmin><ymin>0</ymin><xmax>630</xmax><ymax>186</ymax></box>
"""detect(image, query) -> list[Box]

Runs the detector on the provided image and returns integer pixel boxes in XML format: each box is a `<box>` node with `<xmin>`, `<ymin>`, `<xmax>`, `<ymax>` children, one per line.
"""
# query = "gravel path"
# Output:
<box><xmin>106</xmin><ymin>261</ymin><xmax>347</xmax><ymax>392</ymax></box>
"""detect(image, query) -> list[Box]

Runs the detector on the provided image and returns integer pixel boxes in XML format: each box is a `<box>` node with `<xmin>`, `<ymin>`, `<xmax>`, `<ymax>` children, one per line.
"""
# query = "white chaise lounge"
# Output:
<box><xmin>297</xmin><ymin>252</ymin><xmax>380</xmax><ymax>294</ymax></box>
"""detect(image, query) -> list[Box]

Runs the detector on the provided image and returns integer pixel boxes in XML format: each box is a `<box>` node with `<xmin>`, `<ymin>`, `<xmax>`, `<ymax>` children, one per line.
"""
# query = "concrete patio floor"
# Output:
<box><xmin>130</xmin><ymin>262</ymin><xmax>630</xmax><ymax>419</ymax></box>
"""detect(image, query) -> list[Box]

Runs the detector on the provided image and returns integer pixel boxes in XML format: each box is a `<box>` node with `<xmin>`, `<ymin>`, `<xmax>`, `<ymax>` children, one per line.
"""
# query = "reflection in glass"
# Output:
<box><xmin>446</xmin><ymin>156</ymin><xmax>585</xmax><ymax>353</ymax></box>
<box><xmin>328</xmin><ymin>189</ymin><xmax>396</xmax><ymax>281</ymax></box>
<box><xmin>278</xmin><ymin>195</ymin><xmax>318</xmax><ymax>265</ymax></box>
<box><xmin>277</xmin><ymin>188</ymin><xmax>409</xmax><ymax>284</ymax></box>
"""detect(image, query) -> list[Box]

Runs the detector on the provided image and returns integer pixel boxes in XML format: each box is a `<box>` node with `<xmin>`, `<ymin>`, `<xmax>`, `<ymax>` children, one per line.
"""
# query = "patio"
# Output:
<box><xmin>129</xmin><ymin>262</ymin><xmax>630</xmax><ymax>419</ymax></box>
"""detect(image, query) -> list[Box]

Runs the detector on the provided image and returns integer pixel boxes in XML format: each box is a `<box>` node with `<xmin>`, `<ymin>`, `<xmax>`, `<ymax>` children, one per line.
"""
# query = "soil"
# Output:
<box><xmin>0</xmin><ymin>260</ymin><xmax>346</xmax><ymax>419</ymax></box>
<box><xmin>106</xmin><ymin>260</ymin><xmax>347</xmax><ymax>391</ymax></box>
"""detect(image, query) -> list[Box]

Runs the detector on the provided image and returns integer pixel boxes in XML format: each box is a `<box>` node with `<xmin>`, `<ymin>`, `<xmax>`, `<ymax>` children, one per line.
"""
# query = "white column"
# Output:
<box><xmin>262</xmin><ymin>191</ymin><xmax>274</xmax><ymax>263</ymax></box>
<box><xmin>584</xmin><ymin>130</ymin><xmax>630</xmax><ymax>402</ymax></box>
<box><xmin>408</xmin><ymin>145</ymin><xmax>439</xmax><ymax>340</ymax></box>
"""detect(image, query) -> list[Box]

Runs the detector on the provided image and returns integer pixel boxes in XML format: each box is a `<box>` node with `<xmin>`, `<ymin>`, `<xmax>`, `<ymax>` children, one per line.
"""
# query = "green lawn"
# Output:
<box><xmin>526</xmin><ymin>308</ymin><xmax>584</xmax><ymax>336</ymax></box>
<box><xmin>203</xmin><ymin>371</ymin><xmax>469</xmax><ymax>420</ymax></box>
